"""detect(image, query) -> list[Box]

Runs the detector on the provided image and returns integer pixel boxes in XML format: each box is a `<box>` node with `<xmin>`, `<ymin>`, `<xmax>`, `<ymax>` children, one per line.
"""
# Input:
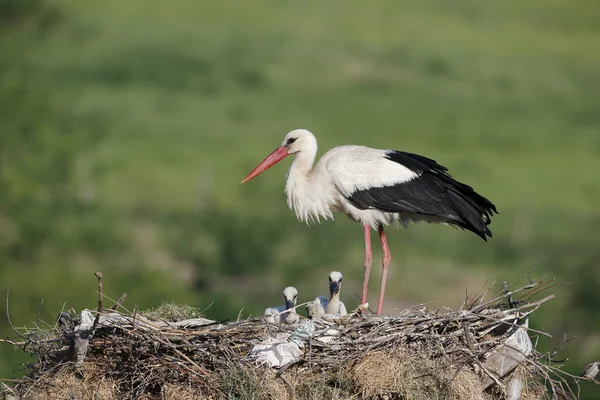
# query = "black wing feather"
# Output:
<box><xmin>347</xmin><ymin>150</ymin><xmax>498</xmax><ymax>240</ymax></box>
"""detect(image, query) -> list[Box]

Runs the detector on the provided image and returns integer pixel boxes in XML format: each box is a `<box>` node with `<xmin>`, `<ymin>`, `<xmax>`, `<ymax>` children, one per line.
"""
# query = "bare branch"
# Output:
<box><xmin>94</xmin><ymin>272</ymin><xmax>103</xmax><ymax>312</ymax></box>
<box><xmin>5</xmin><ymin>285</ymin><xmax>29</xmax><ymax>341</ymax></box>
<box><xmin>109</xmin><ymin>293</ymin><xmax>128</xmax><ymax>311</ymax></box>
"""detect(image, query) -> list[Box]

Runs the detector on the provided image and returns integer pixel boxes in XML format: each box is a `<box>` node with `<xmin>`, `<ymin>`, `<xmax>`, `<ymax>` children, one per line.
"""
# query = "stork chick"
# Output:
<box><xmin>264</xmin><ymin>286</ymin><xmax>298</xmax><ymax>324</ymax></box>
<box><xmin>313</xmin><ymin>271</ymin><xmax>348</xmax><ymax>319</ymax></box>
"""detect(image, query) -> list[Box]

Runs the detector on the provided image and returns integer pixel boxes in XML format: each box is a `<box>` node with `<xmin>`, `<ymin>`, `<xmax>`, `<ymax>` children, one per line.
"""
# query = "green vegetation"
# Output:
<box><xmin>1</xmin><ymin>0</ymin><xmax>599</xmax><ymax>397</ymax></box>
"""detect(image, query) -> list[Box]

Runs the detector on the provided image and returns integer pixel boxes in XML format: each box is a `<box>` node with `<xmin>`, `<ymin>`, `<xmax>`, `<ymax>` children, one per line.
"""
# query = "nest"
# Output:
<box><xmin>1</xmin><ymin>273</ymin><xmax>597</xmax><ymax>400</ymax></box>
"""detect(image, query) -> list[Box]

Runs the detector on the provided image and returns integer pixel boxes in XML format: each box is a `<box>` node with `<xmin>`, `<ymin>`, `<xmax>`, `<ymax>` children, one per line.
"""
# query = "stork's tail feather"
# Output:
<box><xmin>443</xmin><ymin>177</ymin><xmax>497</xmax><ymax>241</ymax></box>
<box><xmin>384</xmin><ymin>150</ymin><xmax>498</xmax><ymax>241</ymax></box>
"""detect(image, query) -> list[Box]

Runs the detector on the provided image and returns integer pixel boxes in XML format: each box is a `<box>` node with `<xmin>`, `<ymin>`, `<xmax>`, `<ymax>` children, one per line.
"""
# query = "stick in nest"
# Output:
<box><xmin>110</xmin><ymin>293</ymin><xmax>128</xmax><ymax>311</ymax></box>
<box><xmin>5</xmin><ymin>285</ymin><xmax>30</xmax><ymax>342</ymax></box>
<box><xmin>94</xmin><ymin>272</ymin><xmax>103</xmax><ymax>312</ymax></box>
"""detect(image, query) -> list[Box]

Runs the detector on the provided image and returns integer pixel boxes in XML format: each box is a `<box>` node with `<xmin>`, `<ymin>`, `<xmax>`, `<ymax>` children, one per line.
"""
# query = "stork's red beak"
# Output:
<box><xmin>241</xmin><ymin>146</ymin><xmax>289</xmax><ymax>183</ymax></box>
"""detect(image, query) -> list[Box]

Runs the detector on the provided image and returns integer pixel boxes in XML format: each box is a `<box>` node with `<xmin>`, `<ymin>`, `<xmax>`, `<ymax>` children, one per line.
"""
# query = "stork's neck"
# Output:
<box><xmin>285</xmin><ymin>149</ymin><xmax>317</xmax><ymax>215</ymax></box>
<box><xmin>325</xmin><ymin>291</ymin><xmax>340</xmax><ymax>314</ymax></box>
<box><xmin>286</xmin><ymin>150</ymin><xmax>317</xmax><ymax>188</ymax></box>
<box><xmin>284</xmin><ymin>137</ymin><xmax>336</xmax><ymax>224</ymax></box>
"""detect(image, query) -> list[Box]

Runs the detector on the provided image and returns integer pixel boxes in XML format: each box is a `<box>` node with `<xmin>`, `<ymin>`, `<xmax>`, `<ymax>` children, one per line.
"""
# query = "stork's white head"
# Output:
<box><xmin>281</xmin><ymin>129</ymin><xmax>317</xmax><ymax>155</ymax></box>
<box><xmin>328</xmin><ymin>271</ymin><xmax>343</xmax><ymax>295</ymax></box>
<box><xmin>283</xmin><ymin>286</ymin><xmax>298</xmax><ymax>309</ymax></box>
<box><xmin>241</xmin><ymin>129</ymin><xmax>317</xmax><ymax>184</ymax></box>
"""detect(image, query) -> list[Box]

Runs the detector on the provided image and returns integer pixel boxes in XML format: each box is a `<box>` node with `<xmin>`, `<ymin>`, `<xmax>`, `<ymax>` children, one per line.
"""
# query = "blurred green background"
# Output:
<box><xmin>1</xmin><ymin>0</ymin><xmax>599</xmax><ymax>396</ymax></box>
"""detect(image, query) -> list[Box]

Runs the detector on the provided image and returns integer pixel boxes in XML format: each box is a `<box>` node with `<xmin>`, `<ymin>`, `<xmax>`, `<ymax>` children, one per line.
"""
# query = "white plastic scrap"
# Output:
<box><xmin>248</xmin><ymin>320</ymin><xmax>342</xmax><ymax>368</ymax></box>
<box><xmin>481</xmin><ymin>318</ymin><xmax>533</xmax><ymax>389</ymax></box>
<box><xmin>73</xmin><ymin>309</ymin><xmax>96</xmax><ymax>366</ymax></box>
<box><xmin>76</xmin><ymin>309</ymin><xmax>95</xmax><ymax>330</ymax></box>
<box><xmin>249</xmin><ymin>332</ymin><xmax>304</xmax><ymax>368</ymax></box>
<box><xmin>290</xmin><ymin>320</ymin><xmax>315</xmax><ymax>340</ymax></box>
<box><xmin>316</xmin><ymin>329</ymin><xmax>340</xmax><ymax>344</ymax></box>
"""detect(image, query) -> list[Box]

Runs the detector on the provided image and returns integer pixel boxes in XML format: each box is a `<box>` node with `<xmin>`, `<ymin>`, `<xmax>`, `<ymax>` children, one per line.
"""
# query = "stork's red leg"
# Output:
<box><xmin>362</xmin><ymin>225</ymin><xmax>372</xmax><ymax>306</ymax></box>
<box><xmin>376</xmin><ymin>224</ymin><xmax>392</xmax><ymax>315</ymax></box>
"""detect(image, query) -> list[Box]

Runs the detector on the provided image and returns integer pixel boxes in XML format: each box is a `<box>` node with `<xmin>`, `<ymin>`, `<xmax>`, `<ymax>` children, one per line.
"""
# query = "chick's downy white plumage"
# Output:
<box><xmin>264</xmin><ymin>286</ymin><xmax>299</xmax><ymax>324</ymax></box>
<box><xmin>312</xmin><ymin>271</ymin><xmax>347</xmax><ymax>319</ymax></box>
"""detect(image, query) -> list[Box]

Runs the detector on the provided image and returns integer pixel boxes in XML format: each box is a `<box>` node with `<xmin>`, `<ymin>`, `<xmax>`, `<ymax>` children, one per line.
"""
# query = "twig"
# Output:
<box><xmin>94</xmin><ymin>272</ymin><xmax>103</xmax><ymax>312</ymax></box>
<box><xmin>543</xmin><ymin>334</ymin><xmax>577</xmax><ymax>364</ymax></box>
<box><xmin>0</xmin><ymin>338</ymin><xmax>26</xmax><ymax>345</ymax></box>
<box><xmin>0</xmin><ymin>378</ymin><xmax>24</xmax><ymax>383</ymax></box>
<box><xmin>236</xmin><ymin>307</ymin><xmax>245</xmax><ymax>322</ymax></box>
<box><xmin>478</xmin><ymin>280</ymin><xmax>496</xmax><ymax>305</ymax></box>
<box><xmin>91</xmin><ymin>273</ymin><xmax>103</xmax><ymax>331</ymax></box>
<box><xmin>110</xmin><ymin>293</ymin><xmax>128</xmax><ymax>311</ymax></box>
<box><xmin>97</xmin><ymin>292</ymin><xmax>133</xmax><ymax>315</ymax></box>
<box><xmin>507</xmin><ymin>266</ymin><xmax>540</xmax><ymax>287</ymax></box>
<box><xmin>37</xmin><ymin>298</ymin><xmax>44</xmax><ymax>327</ymax></box>
<box><xmin>516</xmin><ymin>296</ymin><xmax>555</xmax><ymax>321</ymax></box>
<box><xmin>5</xmin><ymin>285</ymin><xmax>29</xmax><ymax>342</ymax></box>
<box><xmin>463</xmin><ymin>323</ymin><xmax>475</xmax><ymax>354</ymax></box>
<box><xmin>470</xmin><ymin>283</ymin><xmax>540</xmax><ymax>313</ymax></box>
<box><xmin>503</xmin><ymin>281</ymin><xmax>516</xmax><ymax>308</ymax></box>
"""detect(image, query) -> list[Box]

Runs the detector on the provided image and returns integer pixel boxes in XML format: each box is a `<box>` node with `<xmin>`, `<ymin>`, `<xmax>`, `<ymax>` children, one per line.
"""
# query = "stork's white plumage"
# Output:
<box><xmin>264</xmin><ymin>286</ymin><xmax>299</xmax><ymax>324</ymax></box>
<box><xmin>312</xmin><ymin>271</ymin><xmax>348</xmax><ymax>319</ymax></box>
<box><xmin>243</xmin><ymin>129</ymin><xmax>497</xmax><ymax>315</ymax></box>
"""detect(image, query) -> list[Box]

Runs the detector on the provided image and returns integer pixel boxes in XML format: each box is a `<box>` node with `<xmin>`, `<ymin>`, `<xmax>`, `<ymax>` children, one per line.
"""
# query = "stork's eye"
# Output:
<box><xmin>286</xmin><ymin>137</ymin><xmax>297</xmax><ymax>145</ymax></box>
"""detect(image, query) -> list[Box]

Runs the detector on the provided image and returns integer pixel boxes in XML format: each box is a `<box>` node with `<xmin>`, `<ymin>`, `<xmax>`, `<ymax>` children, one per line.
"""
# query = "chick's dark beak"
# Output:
<box><xmin>329</xmin><ymin>281</ymin><xmax>340</xmax><ymax>295</ymax></box>
<box><xmin>285</xmin><ymin>298</ymin><xmax>295</xmax><ymax>310</ymax></box>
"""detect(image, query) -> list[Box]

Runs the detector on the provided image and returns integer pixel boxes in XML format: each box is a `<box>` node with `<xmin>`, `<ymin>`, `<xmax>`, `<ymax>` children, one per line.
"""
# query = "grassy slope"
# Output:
<box><xmin>1</xmin><ymin>0</ymin><xmax>600</xmax><ymax>394</ymax></box>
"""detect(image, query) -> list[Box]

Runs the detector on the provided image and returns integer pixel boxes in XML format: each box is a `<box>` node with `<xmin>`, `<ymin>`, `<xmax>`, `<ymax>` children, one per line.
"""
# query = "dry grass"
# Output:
<box><xmin>8</xmin><ymin>354</ymin><xmax>545</xmax><ymax>400</ymax></box>
<box><xmin>19</xmin><ymin>366</ymin><xmax>216</xmax><ymax>400</ymax></box>
<box><xmin>20</xmin><ymin>364</ymin><xmax>118</xmax><ymax>400</ymax></box>
<box><xmin>143</xmin><ymin>302</ymin><xmax>205</xmax><ymax>322</ymax></box>
<box><xmin>162</xmin><ymin>383</ymin><xmax>213</xmax><ymax>400</ymax></box>
<box><xmin>516</xmin><ymin>366</ymin><xmax>548</xmax><ymax>400</ymax></box>
<box><xmin>452</xmin><ymin>370</ymin><xmax>491</xmax><ymax>400</ymax></box>
<box><xmin>217</xmin><ymin>361</ymin><xmax>290</xmax><ymax>400</ymax></box>
<box><xmin>352</xmin><ymin>350</ymin><xmax>409</xmax><ymax>397</ymax></box>
<box><xmin>351</xmin><ymin>349</ymin><xmax>486</xmax><ymax>400</ymax></box>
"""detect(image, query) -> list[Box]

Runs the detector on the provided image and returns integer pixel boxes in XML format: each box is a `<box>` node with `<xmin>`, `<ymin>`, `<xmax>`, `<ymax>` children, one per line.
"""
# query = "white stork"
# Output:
<box><xmin>264</xmin><ymin>286</ymin><xmax>299</xmax><ymax>324</ymax></box>
<box><xmin>312</xmin><ymin>271</ymin><xmax>348</xmax><ymax>318</ymax></box>
<box><xmin>243</xmin><ymin>129</ymin><xmax>497</xmax><ymax>315</ymax></box>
